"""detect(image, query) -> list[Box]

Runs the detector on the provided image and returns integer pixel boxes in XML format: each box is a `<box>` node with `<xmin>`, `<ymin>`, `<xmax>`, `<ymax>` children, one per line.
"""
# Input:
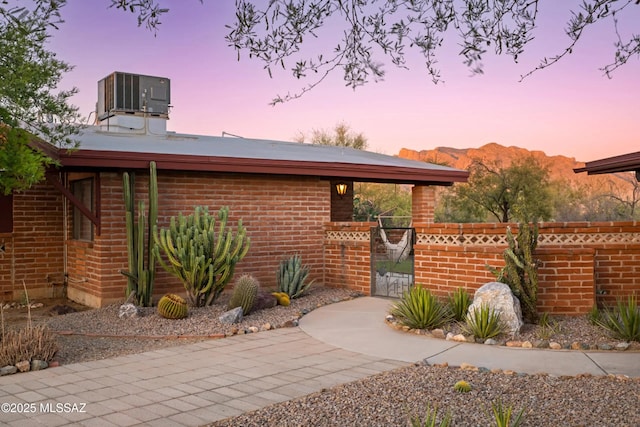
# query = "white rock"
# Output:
<box><xmin>468</xmin><ymin>282</ymin><xmax>523</xmax><ymax>335</ymax></box>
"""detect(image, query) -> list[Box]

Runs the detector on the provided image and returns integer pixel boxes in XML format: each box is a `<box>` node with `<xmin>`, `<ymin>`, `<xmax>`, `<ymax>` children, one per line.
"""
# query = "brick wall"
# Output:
<box><xmin>323</xmin><ymin>222</ymin><xmax>373</xmax><ymax>295</ymax></box>
<box><xmin>0</xmin><ymin>182</ymin><xmax>64</xmax><ymax>302</ymax></box>
<box><xmin>323</xmin><ymin>220</ymin><xmax>639</xmax><ymax>315</ymax></box>
<box><xmin>65</xmin><ymin>170</ymin><xmax>332</xmax><ymax>307</ymax></box>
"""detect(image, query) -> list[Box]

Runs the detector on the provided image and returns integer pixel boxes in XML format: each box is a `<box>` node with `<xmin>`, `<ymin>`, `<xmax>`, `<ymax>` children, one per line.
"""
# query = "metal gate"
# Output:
<box><xmin>371</xmin><ymin>226</ymin><xmax>415</xmax><ymax>298</ymax></box>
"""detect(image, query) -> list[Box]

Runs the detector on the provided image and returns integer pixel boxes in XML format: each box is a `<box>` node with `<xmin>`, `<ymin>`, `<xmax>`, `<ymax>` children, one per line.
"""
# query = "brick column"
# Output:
<box><xmin>412</xmin><ymin>185</ymin><xmax>435</xmax><ymax>224</ymax></box>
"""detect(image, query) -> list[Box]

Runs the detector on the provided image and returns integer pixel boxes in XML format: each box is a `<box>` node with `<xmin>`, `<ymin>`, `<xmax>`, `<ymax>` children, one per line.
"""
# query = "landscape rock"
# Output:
<box><xmin>0</xmin><ymin>365</ymin><xmax>18</xmax><ymax>376</ymax></box>
<box><xmin>615</xmin><ymin>342</ymin><xmax>630</xmax><ymax>351</ymax></box>
<box><xmin>31</xmin><ymin>360</ymin><xmax>48</xmax><ymax>371</ymax></box>
<box><xmin>431</xmin><ymin>329</ymin><xmax>446</xmax><ymax>339</ymax></box>
<box><xmin>15</xmin><ymin>360</ymin><xmax>30</xmax><ymax>372</ymax></box>
<box><xmin>219</xmin><ymin>307</ymin><xmax>243</xmax><ymax>324</ymax></box>
<box><xmin>484</xmin><ymin>338</ymin><xmax>498</xmax><ymax>345</ymax></box>
<box><xmin>468</xmin><ymin>282</ymin><xmax>523</xmax><ymax>335</ymax></box>
<box><xmin>549</xmin><ymin>342</ymin><xmax>562</xmax><ymax>349</ymax></box>
<box><xmin>118</xmin><ymin>303</ymin><xmax>140</xmax><ymax>319</ymax></box>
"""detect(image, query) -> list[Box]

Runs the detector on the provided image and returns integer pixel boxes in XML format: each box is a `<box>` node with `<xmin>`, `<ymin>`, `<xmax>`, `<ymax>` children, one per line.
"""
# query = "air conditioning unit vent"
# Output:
<box><xmin>97</xmin><ymin>72</ymin><xmax>170</xmax><ymax>120</ymax></box>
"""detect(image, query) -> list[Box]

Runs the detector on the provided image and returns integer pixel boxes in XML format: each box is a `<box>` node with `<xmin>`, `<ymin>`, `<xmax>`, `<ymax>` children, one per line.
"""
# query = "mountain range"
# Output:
<box><xmin>398</xmin><ymin>142</ymin><xmax>627</xmax><ymax>189</ymax></box>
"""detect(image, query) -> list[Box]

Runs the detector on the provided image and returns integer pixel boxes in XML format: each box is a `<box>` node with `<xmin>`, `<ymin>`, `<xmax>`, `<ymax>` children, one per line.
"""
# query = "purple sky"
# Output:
<box><xmin>49</xmin><ymin>1</ymin><xmax>639</xmax><ymax>162</ymax></box>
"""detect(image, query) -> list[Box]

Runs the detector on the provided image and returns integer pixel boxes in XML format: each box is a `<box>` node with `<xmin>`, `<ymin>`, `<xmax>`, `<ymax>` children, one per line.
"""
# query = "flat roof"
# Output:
<box><xmin>574</xmin><ymin>151</ymin><xmax>640</xmax><ymax>175</ymax></box>
<box><xmin>57</xmin><ymin>126</ymin><xmax>469</xmax><ymax>185</ymax></box>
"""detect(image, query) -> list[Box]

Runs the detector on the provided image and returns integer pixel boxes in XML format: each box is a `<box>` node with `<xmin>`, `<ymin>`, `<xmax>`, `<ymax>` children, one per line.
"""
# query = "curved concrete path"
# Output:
<box><xmin>0</xmin><ymin>297</ymin><xmax>637</xmax><ymax>426</ymax></box>
<box><xmin>299</xmin><ymin>297</ymin><xmax>640</xmax><ymax>377</ymax></box>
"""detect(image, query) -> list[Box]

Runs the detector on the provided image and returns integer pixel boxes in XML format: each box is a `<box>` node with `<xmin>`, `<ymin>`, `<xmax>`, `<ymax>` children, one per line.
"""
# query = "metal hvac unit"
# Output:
<box><xmin>97</xmin><ymin>72</ymin><xmax>170</xmax><ymax>120</ymax></box>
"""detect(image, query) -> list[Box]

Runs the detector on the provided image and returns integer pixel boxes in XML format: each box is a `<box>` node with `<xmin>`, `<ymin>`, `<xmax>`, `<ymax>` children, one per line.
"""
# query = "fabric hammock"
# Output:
<box><xmin>377</xmin><ymin>217</ymin><xmax>412</xmax><ymax>263</ymax></box>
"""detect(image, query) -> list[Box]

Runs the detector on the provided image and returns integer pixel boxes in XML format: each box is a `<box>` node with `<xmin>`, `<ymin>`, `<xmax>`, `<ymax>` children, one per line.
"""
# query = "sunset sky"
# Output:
<box><xmin>49</xmin><ymin>1</ymin><xmax>639</xmax><ymax>162</ymax></box>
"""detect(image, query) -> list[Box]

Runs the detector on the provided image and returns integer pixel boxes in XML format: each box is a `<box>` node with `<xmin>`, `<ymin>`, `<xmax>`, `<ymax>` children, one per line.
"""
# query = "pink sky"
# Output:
<box><xmin>49</xmin><ymin>1</ymin><xmax>639</xmax><ymax>162</ymax></box>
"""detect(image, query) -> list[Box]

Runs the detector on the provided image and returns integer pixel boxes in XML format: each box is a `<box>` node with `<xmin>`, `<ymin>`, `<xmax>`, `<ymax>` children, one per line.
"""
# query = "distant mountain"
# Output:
<box><xmin>398</xmin><ymin>142</ymin><xmax>618</xmax><ymax>187</ymax></box>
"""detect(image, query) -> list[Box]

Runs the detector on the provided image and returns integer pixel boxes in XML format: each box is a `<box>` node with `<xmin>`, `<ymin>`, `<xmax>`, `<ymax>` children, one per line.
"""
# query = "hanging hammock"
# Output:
<box><xmin>377</xmin><ymin>217</ymin><xmax>413</xmax><ymax>263</ymax></box>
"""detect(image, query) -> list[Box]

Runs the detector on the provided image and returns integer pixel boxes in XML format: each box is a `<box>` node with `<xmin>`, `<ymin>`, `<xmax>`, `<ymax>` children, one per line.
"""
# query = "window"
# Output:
<box><xmin>0</xmin><ymin>194</ymin><xmax>12</xmax><ymax>233</ymax></box>
<box><xmin>72</xmin><ymin>178</ymin><xmax>94</xmax><ymax>241</ymax></box>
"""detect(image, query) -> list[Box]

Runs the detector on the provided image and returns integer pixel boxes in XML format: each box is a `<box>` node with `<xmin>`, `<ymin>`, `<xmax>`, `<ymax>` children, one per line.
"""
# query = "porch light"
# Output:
<box><xmin>335</xmin><ymin>182</ymin><xmax>348</xmax><ymax>196</ymax></box>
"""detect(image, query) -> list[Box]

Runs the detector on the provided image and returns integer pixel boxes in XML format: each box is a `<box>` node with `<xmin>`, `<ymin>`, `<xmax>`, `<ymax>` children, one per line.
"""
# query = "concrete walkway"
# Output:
<box><xmin>0</xmin><ymin>297</ymin><xmax>638</xmax><ymax>426</ymax></box>
<box><xmin>300</xmin><ymin>297</ymin><xmax>640</xmax><ymax>378</ymax></box>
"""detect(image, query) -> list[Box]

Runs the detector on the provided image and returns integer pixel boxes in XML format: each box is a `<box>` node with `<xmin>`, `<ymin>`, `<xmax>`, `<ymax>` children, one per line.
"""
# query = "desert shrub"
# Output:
<box><xmin>463</xmin><ymin>304</ymin><xmax>506</xmax><ymax>339</ymax></box>
<box><xmin>0</xmin><ymin>324</ymin><xmax>57</xmax><ymax>367</ymax></box>
<box><xmin>447</xmin><ymin>287</ymin><xmax>472</xmax><ymax>322</ymax></box>
<box><xmin>490</xmin><ymin>399</ymin><xmax>526</xmax><ymax>427</ymax></box>
<box><xmin>390</xmin><ymin>285</ymin><xmax>451</xmax><ymax>330</ymax></box>
<box><xmin>596</xmin><ymin>295</ymin><xmax>640</xmax><ymax>342</ymax></box>
<box><xmin>587</xmin><ymin>304</ymin><xmax>601</xmax><ymax>326</ymax></box>
<box><xmin>408</xmin><ymin>403</ymin><xmax>452</xmax><ymax>427</ymax></box>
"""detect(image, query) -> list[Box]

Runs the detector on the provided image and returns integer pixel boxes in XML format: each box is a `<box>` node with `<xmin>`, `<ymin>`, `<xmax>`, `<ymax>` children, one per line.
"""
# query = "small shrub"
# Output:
<box><xmin>537</xmin><ymin>312</ymin><xmax>560</xmax><ymax>340</ymax></box>
<box><xmin>596</xmin><ymin>295</ymin><xmax>640</xmax><ymax>342</ymax></box>
<box><xmin>587</xmin><ymin>304</ymin><xmax>601</xmax><ymax>326</ymax></box>
<box><xmin>490</xmin><ymin>399</ymin><xmax>526</xmax><ymax>427</ymax></box>
<box><xmin>390</xmin><ymin>285</ymin><xmax>451</xmax><ymax>330</ymax></box>
<box><xmin>0</xmin><ymin>325</ymin><xmax>58</xmax><ymax>367</ymax></box>
<box><xmin>447</xmin><ymin>287</ymin><xmax>472</xmax><ymax>321</ymax></box>
<box><xmin>463</xmin><ymin>304</ymin><xmax>505</xmax><ymax>339</ymax></box>
<box><xmin>277</xmin><ymin>254</ymin><xmax>314</xmax><ymax>299</ymax></box>
<box><xmin>453</xmin><ymin>380</ymin><xmax>471</xmax><ymax>393</ymax></box>
<box><xmin>408</xmin><ymin>404</ymin><xmax>452</xmax><ymax>427</ymax></box>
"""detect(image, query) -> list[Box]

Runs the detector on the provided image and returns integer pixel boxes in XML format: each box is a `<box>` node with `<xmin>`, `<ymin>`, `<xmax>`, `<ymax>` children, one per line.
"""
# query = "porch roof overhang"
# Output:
<box><xmin>574</xmin><ymin>151</ymin><xmax>640</xmax><ymax>176</ymax></box>
<box><xmin>55</xmin><ymin>127</ymin><xmax>469</xmax><ymax>186</ymax></box>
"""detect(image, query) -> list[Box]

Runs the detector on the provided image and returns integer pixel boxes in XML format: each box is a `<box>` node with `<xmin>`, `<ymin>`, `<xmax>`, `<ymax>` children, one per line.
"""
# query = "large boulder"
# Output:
<box><xmin>468</xmin><ymin>282</ymin><xmax>523</xmax><ymax>335</ymax></box>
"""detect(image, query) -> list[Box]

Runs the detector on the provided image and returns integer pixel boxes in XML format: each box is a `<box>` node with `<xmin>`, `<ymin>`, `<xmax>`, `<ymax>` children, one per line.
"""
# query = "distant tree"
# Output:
<box><xmin>295</xmin><ymin>122</ymin><xmax>368</xmax><ymax>150</ymax></box>
<box><xmin>448</xmin><ymin>156</ymin><xmax>553</xmax><ymax>223</ymax></box>
<box><xmin>0</xmin><ymin>1</ymin><xmax>80</xmax><ymax>194</ymax></box>
<box><xmin>354</xmin><ymin>183</ymin><xmax>411</xmax><ymax>225</ymax></box>
<box><xmin>114</xmin><ymin>1</ymin><xmax>639</xmax><ymax>103</ymax></box>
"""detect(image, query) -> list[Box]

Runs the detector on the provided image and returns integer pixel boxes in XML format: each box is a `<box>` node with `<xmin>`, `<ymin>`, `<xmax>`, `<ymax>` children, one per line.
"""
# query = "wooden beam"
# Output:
<box><xmin>45</xmin><ymin>173</ymin><xmax>101</xmax><ymax>236</ymax></box>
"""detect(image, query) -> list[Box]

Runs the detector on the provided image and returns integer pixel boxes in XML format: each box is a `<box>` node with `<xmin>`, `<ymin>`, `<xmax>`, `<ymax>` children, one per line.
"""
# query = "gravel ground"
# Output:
<box><xmin>47</xmin><ymin>286</ymin><xmax>360</xmax><ymax>365</ymax></box>
<box><xmin>45</xmin><ymin>288</ymin><xmax>640</xmax><ymax>426</ymax></box>
<box><xmin>208</xmin><ymin>364</ymin><xmax>640</xmax><ymax>427</ymax></box>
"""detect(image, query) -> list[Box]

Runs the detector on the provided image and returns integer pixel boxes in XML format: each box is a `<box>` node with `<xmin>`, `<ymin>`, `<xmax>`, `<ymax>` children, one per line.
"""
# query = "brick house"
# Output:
<box><xmin>0</xmin><ymin>72</ymin><xmax>468</xmax><ymax>307</ymax></box>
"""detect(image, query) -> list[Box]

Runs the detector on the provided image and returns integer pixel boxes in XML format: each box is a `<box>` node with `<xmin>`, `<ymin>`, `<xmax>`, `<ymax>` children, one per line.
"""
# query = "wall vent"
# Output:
<box><xmin>97</xmin><ymin>72</ymin><xmax>170</xmax><ymax>121</ymax></box>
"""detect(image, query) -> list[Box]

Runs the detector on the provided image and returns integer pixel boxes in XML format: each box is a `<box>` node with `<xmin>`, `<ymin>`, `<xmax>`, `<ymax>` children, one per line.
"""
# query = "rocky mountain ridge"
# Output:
<box><xmin>398</xmin><ymin>142</ymin><xmax>627</xmax><ymax>188</ymax></box>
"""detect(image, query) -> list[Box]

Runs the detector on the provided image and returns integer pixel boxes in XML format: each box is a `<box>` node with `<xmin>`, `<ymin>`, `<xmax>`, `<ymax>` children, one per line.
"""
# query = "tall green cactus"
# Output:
<box><xmin>153</xmin><ymin>206</ymin><xmax>250</xmax><ymax>307</ymax></box>
<box><xmin>488</xmin><ymin>222</ymin><xmax>540</xmax><ymax>323</ymax></box>
<box><xmin>121</xmin><ymin>161</ymin><xmax>158</xmax><ymax>307</ymax></box>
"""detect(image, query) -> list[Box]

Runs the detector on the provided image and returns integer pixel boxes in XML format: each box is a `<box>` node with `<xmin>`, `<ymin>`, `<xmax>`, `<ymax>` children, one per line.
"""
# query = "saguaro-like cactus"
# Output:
<box><xmin>488</xmin><ymin>222</ymin><xmax>540</xmax><ymax>323</ymax></box>
<box><xmin>153</xmin><ymin>206</ymin><xmax>250</xmax><ymax>307</ymax></box>
<box><xmin>121</xmin><ymin>161</ymin><xmax>158</xmax><ymax>307</ymax></box>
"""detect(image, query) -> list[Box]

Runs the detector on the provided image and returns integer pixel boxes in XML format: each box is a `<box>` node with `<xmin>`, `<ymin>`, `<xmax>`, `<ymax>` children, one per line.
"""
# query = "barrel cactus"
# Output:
<box><xmin>228</xmin><ymin>275</ymin><xmax>259</xmax><ymax>315</ymax></box>
<box><xmin>157</xmin><ymin>294</ymin><xmax>188</xmax><ymax>319</ymax></box>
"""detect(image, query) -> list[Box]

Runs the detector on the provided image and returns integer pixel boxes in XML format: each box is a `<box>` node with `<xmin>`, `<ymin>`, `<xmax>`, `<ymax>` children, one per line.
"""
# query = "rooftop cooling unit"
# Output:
<box><xmin>97</xmin><ymin>72</ymin><xmax>170</xmax><ymax>121</ymax></box>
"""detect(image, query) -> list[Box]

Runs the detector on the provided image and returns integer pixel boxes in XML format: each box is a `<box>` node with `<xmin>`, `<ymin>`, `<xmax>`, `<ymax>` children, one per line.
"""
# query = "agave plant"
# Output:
<box><xmin>596</xmin><ymin>295</ymin><xmax>640</xmax><ymax>342</ymax></box>
<box><xmin>447</xmin><ymin>287</ymin><xmax>472</xmax><ymax>322</ymax></box>
<box><xmin>463</xmin><ymin>304</ymin><xmax>506</xmax><ymax>339</ymax></box>
<box><xmin>390</xmin><ymin>284</ymin><xmax>451</xmax><ymax>330</ymax></box>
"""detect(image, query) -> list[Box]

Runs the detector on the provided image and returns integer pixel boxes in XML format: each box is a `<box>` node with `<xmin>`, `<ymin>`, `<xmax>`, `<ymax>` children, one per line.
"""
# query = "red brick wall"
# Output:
<box><xmin>413</xmin><ymin>222</ymin><xmax>640</xmax><ymax>314</ymax></box>
<box><xmin>323</xmin><ymin>222</ymin><xmax>373</xmax><ymax>295</ymax></box>
<box><xmin>65</xmin><ymin>170</ymin><xmax>332</xmax><ymax>306</ymax></box>
<box><xmin>0</xmin><ymin>183</ymin><xmax>64</xmax><ymax>302</ymax></box>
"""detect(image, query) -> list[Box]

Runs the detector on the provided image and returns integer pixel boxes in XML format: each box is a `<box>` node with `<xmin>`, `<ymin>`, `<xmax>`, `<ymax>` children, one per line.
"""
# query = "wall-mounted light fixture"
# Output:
<box><xmin>335</xmin><ymin>182</ymin><xmax>348</xmax><ymax>196</ymax></box>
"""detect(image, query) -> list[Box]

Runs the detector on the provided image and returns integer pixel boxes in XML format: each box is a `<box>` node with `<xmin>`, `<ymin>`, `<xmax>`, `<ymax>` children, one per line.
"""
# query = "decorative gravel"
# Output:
<box><xmin>46</xmin><ymin>287</ymin><xmax>360</xmax><ymax>365</ymax></box>
<box><xmin>208</xmin><ymin>363</ymin><xmax>640</xmax><ymax>427</ymax></box>
<box><xmin>45</xmin><ymin>288</ymin><xmax>640</xmax><ymax>426</ymax></box>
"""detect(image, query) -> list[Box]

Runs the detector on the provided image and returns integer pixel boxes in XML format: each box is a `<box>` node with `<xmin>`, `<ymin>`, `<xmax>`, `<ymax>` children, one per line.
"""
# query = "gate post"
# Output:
<box><xmin>412</xmin><ymin>185</ymin><xmax>435</xmax><ymax>224</ymax></box>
